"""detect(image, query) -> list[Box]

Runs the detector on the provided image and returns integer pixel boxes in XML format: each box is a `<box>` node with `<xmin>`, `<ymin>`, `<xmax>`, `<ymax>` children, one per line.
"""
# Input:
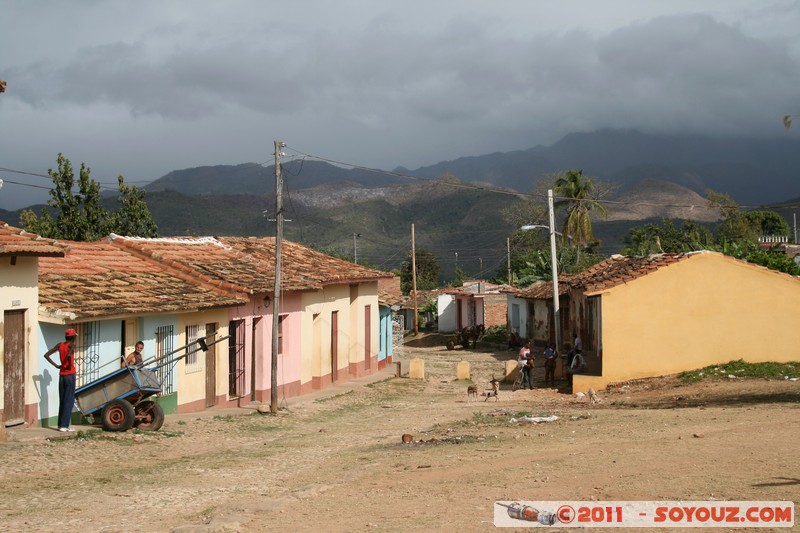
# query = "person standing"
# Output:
<box><xmin>543</xmin><ymin>342</ymin><xmax>557</xmax><ymax>387</ymax></box>
<box><xmin>517</xmin><ymin>342</ymin><xmax>533</xmax><ymax>388</ymax></box>
<box><xmin>44</xmin><ymin>328</ymin><xmax>78</xmax><ymax>432</ymax></box>
<box><xmin>122</xmin><ymin>341</ymin><xmax>144</xmax><ymax>367</ymax></box>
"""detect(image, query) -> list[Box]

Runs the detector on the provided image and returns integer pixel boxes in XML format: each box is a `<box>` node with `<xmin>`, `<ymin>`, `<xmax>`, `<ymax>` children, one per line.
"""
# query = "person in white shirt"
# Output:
<box><xmin>566</xmin><ymin>349</ymin><xmax>586</xmax><ymax>387</ymax></box>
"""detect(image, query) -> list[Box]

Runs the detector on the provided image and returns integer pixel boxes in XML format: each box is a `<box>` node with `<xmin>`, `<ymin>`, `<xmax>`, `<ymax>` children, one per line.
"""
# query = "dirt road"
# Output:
<box><xmin>1</xmin><ymin>338</ymin><xmax>798</xmax><ymax>532</ymax></box>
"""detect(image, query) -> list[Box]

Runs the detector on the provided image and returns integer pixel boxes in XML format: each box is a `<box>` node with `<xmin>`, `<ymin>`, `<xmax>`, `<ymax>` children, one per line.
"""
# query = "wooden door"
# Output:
<box><xmin>364</xmin><ymin>306</ymin><xmax>371</xmax><ymax>370</ymax></box>
<box><xmin>3</xmin><ymin>310</ymin><xmax>25</xmax><ymax>427</ymax></box>
<box><xmin>331</xmin><ymin>311</ymin><xmax>339</xmax><ymax>382</ymax></box>
<box><xmin>205</xmin><ymin>322</ymin><xmax>217</xmax><ymax>408</ymax></box>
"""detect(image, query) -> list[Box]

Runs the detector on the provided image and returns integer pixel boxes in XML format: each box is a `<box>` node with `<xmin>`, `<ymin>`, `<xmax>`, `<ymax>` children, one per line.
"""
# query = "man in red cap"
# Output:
<box><xmin>44</xmin><ymin>328</ymin><xmax>78</xmax><ymax>432</ymax></box>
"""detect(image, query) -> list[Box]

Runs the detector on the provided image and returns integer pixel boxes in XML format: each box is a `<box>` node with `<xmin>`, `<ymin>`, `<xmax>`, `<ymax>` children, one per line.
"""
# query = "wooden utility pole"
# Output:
<box><xmin>411</xmin><ymin>223</ymin><xmax>419</xmax><ymax>336</ymax></box>
<box><xmin>270</xmin><ymin>141</ymin><xmax>285</xmax><ymax>413</ymax></box>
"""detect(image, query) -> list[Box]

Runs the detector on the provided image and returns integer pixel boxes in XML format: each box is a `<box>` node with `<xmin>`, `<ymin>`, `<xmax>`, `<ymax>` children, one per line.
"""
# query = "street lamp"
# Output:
<box><xmin>520</xmin><ymin>189</ymin><xmax>561</xmax><ymax>354</ymax></box>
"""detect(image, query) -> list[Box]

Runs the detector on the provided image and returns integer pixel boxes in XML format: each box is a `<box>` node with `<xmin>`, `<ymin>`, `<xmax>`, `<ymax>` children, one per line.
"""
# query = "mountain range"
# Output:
<box><xmin>3</xmin><ymin>129</ymin><xmax>797</xmax><ymax>281</ymax></box>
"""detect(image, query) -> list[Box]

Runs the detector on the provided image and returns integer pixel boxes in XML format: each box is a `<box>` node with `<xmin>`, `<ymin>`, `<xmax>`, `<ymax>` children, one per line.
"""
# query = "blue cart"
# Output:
<box><xmin>74</xmin><ymin>335</ymin><xmax>229</xmax><ymax>432</ymax></box>
<box><xmin>75</xmin><ymin>365</ymin><xmax>164</xmax><ymax>431</ymax></box>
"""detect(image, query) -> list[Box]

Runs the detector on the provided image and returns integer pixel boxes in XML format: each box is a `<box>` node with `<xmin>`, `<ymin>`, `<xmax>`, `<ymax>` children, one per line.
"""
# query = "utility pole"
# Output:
<box><xmin>507</xmin><ymin>237</ymin><xmax>512</xmax><ymax>285</ymax></box>
<box><xmin>548</xmin><ymin>189</ymin><xmax>561</xmax><ymax>354</ymax></box>
<box><xmin>479</xmin><ymin>257</ymin><xmax>483</xmax><ymax>278</ymax></box>
<box><xmin>794</xmin><ymin>213</ymin><xmax>797</xmax><ymax>244</ymax></box>
<box><xmin>270</xmin><ymin>140</ymin><xmax>285</xmax><ymax>414</ymax></box>
<box><xmin>353</xmin><ymin>233</ymin><xmax>360</xmax><ymax>264</ymax></box>
<box><xmin>411</xmin><ymin>223</ymin><xmax>419</xmax><ymax>336</ymax></box>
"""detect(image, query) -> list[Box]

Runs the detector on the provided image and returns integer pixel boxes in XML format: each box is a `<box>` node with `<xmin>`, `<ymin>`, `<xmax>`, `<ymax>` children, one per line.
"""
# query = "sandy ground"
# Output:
<box><xmin>1</xmin><ymin>336</ymin><xmax>798</xmax><ymax>532</ymax></box>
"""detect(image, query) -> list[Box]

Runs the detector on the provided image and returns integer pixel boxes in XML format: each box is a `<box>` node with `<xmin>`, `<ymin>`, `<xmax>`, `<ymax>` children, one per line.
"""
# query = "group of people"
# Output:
<box><xmin>43</xmin><ymin>330</ymin><xmax>146</xmax><ymax>432</ymax></box>
<box><xmin>512</xmin><ymin>332</ymin><xmax>587</xmax><ymax>389</ymax></box>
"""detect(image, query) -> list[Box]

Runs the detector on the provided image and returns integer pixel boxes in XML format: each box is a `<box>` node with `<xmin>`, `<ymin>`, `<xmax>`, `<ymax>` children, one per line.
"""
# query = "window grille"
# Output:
<box><xmin>74</xmin><ymin>321</ymin><xmax>100</xmax><ymax>387</ymax></box>
<box><xmin>228</xmin><ymin>320</ymin><xmax>246</xmax><ymax>397</ymax></box>
<box><xmin>156</xmin><ymin>325</ymin><xmax>175</xmax><ymax>394</ymax></box>
<box><xmin>185</xmin><ymin>324</ymin><xmax>204</xmax><ymax>373</ymax></box>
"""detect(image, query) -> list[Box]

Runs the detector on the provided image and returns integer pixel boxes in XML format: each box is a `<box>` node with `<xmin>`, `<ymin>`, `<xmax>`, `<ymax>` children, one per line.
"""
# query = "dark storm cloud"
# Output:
<box><xmin>2</xmin><ymin>2</ymin><xmax>799</xmax><ymax>210</ymax></box>
<box><xmin>7</xmin><ymin>12</ymin><xmax>798</xmax><ymax>138</ymax></box>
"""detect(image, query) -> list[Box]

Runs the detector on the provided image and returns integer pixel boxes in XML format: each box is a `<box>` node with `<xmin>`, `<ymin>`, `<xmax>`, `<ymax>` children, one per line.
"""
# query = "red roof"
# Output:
<box><xmin>0</xmin><ymin>221</ymin><xmax>66</xmax><ymax>257</ymax></box>
<box><xmin>108</xmin><ymin>235</ymin><xmax>393</xmax><ymax>293</ymax></box>
<box><xmin>516</xmin><ymin>252</ymin><xmax>699</xmax><ymax>299</ymax></box>
<box><xmin>39</xmin><ymin>240</ymin><xmax>247</xmax><ymax>319</ymax></box>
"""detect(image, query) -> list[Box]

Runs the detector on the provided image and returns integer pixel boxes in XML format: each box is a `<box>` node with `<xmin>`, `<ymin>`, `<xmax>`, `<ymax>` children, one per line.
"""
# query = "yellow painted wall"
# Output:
<box><xmin>175</xmin><ymin>309</ymin><xmax>230</xmax><ymax>407</ymax></box>
<box><xmin>299</xmin><ymin>282</ymin><xmax>379</xmax><ymax>385</ymax></box>
<box><xmin>574</xmin><ymin>252</ymin><xmax>800</xmax><ymax>392</ymax></box>
<box><xmin>1</xmin><ymin>257</ymin><xmax>40</xmax><ymax>413</ymax></box>
<box><xmin>301</xmin><ymin>285</ymin><xmax>351</xmax><ymax>384</ymax></box>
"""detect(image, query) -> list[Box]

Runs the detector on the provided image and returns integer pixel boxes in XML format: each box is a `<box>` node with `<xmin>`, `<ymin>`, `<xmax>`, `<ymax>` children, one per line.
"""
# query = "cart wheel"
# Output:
<box><xmin>101</xmin><ymin>399</ymin><xmax>135</xmax><ymax>432</ymax></box>
<box><xmin>134</xmin><ymin>400</ymin><xmax>165</xmax><ymax>431</ymax></box>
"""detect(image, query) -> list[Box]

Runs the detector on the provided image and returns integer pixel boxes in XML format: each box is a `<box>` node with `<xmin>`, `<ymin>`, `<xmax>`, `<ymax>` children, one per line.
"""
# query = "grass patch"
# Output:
<box><xmin>315</xmin><ymin>390</ymin><xmax>354</xmax><ymax>403</ymax></box>
<box><xmin>365</xmin><ymin>376</ymin><xmax>395</xmax><ymax>388</ymax></box>
<box><xmin>678</xmin><ymin>360</ymin><xmax>800</xmax><ymax>384</ymax></box>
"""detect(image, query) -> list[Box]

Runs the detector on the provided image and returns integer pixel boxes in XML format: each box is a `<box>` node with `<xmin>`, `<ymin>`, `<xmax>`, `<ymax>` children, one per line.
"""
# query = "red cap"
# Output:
<box><xmin>65</xmin><ymin>328</ymin><xmax>77</xmax><ymax>337</ymax></box>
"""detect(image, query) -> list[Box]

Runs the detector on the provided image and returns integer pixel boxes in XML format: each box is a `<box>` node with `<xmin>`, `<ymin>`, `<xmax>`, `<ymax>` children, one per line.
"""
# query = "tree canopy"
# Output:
<box><xmin>20</xmin><ymin>154</ymin><xmax>158</xmax><ymax>241</ymax></box>
<box><xmin>554</xmin><ymin>169</ymin><xmax>607</xmax><ymax>250</ymax></box>
<box><xmin>400</xmin><ymin>248</ymin><xmax>440</xmax><ymax>294</ymax></box>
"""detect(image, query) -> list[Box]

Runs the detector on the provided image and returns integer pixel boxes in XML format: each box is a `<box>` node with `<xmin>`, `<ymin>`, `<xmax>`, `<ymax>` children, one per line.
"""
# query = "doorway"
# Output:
<box><xmin>3</xmin><ymin>310</ymin><xmax>26</xmax><ymax>427</ymax></box>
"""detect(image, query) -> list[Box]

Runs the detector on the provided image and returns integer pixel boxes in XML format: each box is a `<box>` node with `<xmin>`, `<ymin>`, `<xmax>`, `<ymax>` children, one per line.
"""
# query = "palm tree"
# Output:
<box><xmin>553</xmin><ymin>169</ymin><xmax>607</xmax><ymax>257</ymax></box>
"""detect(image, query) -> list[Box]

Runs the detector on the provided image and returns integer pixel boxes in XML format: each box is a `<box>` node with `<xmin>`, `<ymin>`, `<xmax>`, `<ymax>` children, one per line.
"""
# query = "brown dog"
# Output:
<box><xmin>484</xmin><ymin>376</ymin><xmax>500</xmax><ymax>401</ymax></box>
<box><xmin>467</xmin><ymin>384</ymin><xmax>478</xmax><ymax>399</ymax></box>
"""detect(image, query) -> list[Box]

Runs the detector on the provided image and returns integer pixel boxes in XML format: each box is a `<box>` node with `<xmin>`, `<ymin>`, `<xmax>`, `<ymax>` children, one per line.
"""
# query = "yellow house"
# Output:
<box><xmin>571</xmin><ymin>251</ymin><xmax>800</xmax><ymax>392</ymax></box>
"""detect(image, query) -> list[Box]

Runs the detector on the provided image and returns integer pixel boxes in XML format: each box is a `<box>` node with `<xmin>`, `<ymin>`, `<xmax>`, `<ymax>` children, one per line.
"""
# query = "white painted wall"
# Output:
<box><xmin>437</xmin><ymin>294</ymin><xmax>456</xmax><ymax>333</ymax></box>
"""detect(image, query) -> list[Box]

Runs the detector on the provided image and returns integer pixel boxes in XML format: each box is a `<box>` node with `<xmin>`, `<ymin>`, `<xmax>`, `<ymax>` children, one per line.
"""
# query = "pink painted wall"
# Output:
<box><xmin>227</xmin><ymin>292</ymin><xmax>304</xmax><ymax>401</ymax></box>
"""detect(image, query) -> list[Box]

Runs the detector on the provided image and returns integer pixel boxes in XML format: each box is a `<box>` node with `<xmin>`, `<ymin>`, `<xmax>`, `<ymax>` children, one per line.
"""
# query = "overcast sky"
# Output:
<box><xmin>1</xmin><ymin>0</ymin><xmax>799</xmax><ymax>209</ymax></box>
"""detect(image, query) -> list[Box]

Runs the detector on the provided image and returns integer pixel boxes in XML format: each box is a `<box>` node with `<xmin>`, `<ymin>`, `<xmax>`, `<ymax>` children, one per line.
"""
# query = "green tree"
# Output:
<box><xmin>621</xmin><ymin>219</ymin><xmax>714</xmax><ymax>256</ymax></box>
<box><xmin>21</xmin><ymin>154</ymin><xmax>110</xmax><ymax>241</ymax></box>
<box><xmin>743</xmin><ymin>210</ymin><xmax>790</xmax><ymax>237</ymax></box>
<box><xmin>554</xmin><ymin>169</ymin><xmax>608</xmax><ymax>255</ymax></box>
<box><xmin>450</xmin><ymin>265</ymin><xmax>468</xmax><ymax>287</ymax></box>
<box><xmin>21</xmin><ymin>154</ymin><xmax>159</xmax><ymax>240</ymax></box>
<box><xmin>113</xmin><ymin>176</ymin><xmax>159</xmax><ymax>237</ymax></box>
<box><xmin>707</xmin><ymin>190</ymin><xmax>758</xmax><ymax>244</ymax></box>
<box><xmin>400</xmin><ymin>248</ymin><xmax>440</xmax><ymax>294</ymax></box>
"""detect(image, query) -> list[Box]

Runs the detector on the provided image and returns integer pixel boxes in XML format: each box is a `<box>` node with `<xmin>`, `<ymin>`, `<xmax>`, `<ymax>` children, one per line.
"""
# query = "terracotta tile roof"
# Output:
<box><xmin>0</xmin><ymin>221</ymin><xmax>66</xmax><ymax>257</ymax></box>
<box><xmin>400</xmin><ymin>289</ymin><xmax>439</xmax><ymax>310</ymax></box>
<box><xmin>515</xmin><ymin>252</ymin><xmax>701</xmax><ymax>299</ymax></box>
<box><xmin>109</xmin><ymin>235</ymin><xmax>260</xmax><ymax>294</ymax></box>
<box><xmin>516</xmin><ymin>279</ymin><xmax>570</xmax><ymax>299</ymax></box>
<box><xmin>108</xmin><ymin>235</ymin><xmax>393</xmax><ymax>293</ymax></box>
<box><xmin>38</xmin><ymin>240</ymin><xmax>247</xmax><ymax>320</ymax></box>
<box><xmin>220</xmin><ymin>237</ymin><xmax>394</xmax><ymax>290</ymax></box>
<box><xmin>378</xmin><ymin>276</ymin><xmax>403</xmax><ymax>306</ymax></box>
<box><xmin>569</xmin><ymin>252</ymin><xmax>697</xmax><ymax>293</ymax></box>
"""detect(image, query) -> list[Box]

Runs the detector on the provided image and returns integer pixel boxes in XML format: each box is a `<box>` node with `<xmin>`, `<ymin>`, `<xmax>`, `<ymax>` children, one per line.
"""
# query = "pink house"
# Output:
<box><xmin>109</xmin><ymin>235</ymin><xmax>394</xmax><ymax>408</ymax></box>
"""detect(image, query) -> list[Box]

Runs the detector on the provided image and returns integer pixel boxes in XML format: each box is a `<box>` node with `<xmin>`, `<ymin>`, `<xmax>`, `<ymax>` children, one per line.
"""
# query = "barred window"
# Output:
<box><xmin>156</xmin><ymin>325</ymin><xmax>175</xmax><ymax>394</ymax></box>
<box><xmin>185</xmin><ymin>324</ymin><xmax>204</xmax><ymax>372</ymax></box>
<box><xmin>74</xmin><ymin>322</ymin><xmax>100</xmax><ymax>387</ymax></box>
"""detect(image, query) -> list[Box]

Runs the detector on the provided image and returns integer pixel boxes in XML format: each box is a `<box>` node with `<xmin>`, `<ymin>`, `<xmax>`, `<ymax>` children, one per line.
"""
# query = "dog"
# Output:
<box><xmin>483</xmin><ymin>376</ymin><xmax>500</xmax><ymax>402</ymax></box>
<box><xmin>467</xmin><ymin>384</ymin><xmax>478</xmax><ymax>399</ymax></box>
<box><xmin>589</xmin><ymin>387</ymin><xmax>599</xmax><ymax>405</ymax></box>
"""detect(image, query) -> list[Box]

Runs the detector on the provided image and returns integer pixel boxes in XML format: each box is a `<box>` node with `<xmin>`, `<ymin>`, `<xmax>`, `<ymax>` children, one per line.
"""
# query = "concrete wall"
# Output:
<box><xmin>532</xmin><ymin>299</ymin><xmax>549</xmax><ymax>343</ymax></box>
<box><xmin>437</xmin><ymin>294</ymin><xmax>456</xmax><ymax>332</ymax></box>
<box><xmin>574</xmin><ymin>252</ymin><xmax>800</xmax><ymax>392</ymax></box>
